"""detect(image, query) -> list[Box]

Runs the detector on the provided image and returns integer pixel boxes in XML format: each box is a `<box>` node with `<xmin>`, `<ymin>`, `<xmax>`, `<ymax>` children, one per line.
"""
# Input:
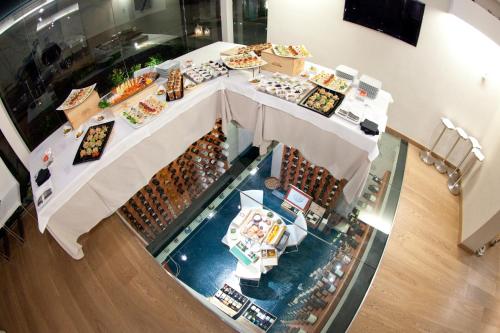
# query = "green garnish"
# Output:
<box><xmin>99</xmin><ymin>100</ymin><xmax>110</xmax><ymax>109</ymax></box>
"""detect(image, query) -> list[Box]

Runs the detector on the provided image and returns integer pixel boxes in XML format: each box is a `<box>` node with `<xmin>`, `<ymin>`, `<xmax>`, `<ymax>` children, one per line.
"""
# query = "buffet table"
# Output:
<box><xmin>29</xmin><ymin>42</ymin><xmax>392</xmax><ymax>259</ymax></box>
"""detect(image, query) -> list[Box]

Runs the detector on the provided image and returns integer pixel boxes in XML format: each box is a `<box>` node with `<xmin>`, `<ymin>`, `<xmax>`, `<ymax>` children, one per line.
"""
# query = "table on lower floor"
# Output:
<box><xmin>29</xmin><ymin>42</ymin><xmax>392</xmax><ymax>259</ymax></box>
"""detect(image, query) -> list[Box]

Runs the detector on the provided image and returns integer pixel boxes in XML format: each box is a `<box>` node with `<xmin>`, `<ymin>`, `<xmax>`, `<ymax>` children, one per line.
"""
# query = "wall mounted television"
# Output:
<box><xmin>343</xmin><ymin>0</ymin><xmax>426</xmax><ymax>46</ymax></box>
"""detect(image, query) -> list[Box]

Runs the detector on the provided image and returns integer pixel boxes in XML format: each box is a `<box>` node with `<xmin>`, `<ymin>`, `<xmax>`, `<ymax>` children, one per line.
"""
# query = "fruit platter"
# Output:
<box><xmin>299</xmin><ymin>86</ymin><xmax>345</xmax><ymax>118</ymax></box>
<box><xmin>120</xmin><ymin>95</ymin><xmax>166</xmax><ymax>128</ymax></box>
<box><xmin>101</xmin><ymin>72</ymin><xmax>158</xmax><ymax>106</ymax></box>
<box><xmin>221</xmin><ymin>52</ymin><xmax>267</xmax><ymax>70</ymax></box>
<box><xmin>272</xmin><ymin>44</ymin><xmax>312</xmax><ymax>59</ymax></box>
<box><xmin>309</xmin><ymin>71</ymin><xmax>351</xmax><ymax>93</ymax></box>
<box><xmin>73</xmin><ymin>121</ymin><xmax>114</xmax><ymax>165</ymax></box>
<box><xmin>57</xmin><ymin>84</ymin><xmax>96</xmax><ymax>110</ymax></box>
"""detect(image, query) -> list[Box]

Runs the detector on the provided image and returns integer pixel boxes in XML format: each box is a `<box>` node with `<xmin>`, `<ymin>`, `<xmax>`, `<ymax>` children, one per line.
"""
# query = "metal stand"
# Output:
<box><xmin>448</xmin><ymin>136</ymin><xmax>482</xmax><ymax>181</ymax></box>
<box><xmin>435</xmin><ymin>127</ymin><xmax>468</xmax><ymax>174</ymax></box>
<box><xmin>447</xmin><ymin>148</ymin><xmax>484</xmax><ymax>196</ymax></box>
<box><xmin>420</xmin><ymin>117</ymin><xmax>455</xmax><ymax>165</ymax></box>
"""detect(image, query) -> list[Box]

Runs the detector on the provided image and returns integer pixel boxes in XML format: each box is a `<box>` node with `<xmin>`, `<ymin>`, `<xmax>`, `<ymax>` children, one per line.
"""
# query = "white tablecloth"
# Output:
<box><xmin>0</xmin><ymin>157</ymin><xmax>20</xmax><ymax>228</ymax></box>
<box><xmin>28</xmin><ymin>42</ymin><xmax>392</xmax><ymax>259</ymax></box>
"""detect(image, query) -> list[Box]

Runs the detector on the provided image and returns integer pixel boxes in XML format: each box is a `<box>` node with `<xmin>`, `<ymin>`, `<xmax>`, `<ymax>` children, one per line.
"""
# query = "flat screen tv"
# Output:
<box><xmin>344</xmin><ymin>0</ymin><xmax>425</xmax><ymax>46</ymax></box>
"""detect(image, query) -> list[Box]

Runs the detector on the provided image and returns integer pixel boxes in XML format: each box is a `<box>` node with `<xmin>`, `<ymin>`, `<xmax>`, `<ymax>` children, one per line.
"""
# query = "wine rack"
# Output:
<box><xmin>278</xmin><ymin>209</ymin><xmax>373</xmax><ymax>333</ymax></box>
<box><xmin>120</xmin><ymin>119</ymin><xmax>230</xmax><ymax>243</ymax></box>
<box><xmin>279</xmin><ymin>146</ymin><xmax>346</xmax><ymax>211</ymax></box>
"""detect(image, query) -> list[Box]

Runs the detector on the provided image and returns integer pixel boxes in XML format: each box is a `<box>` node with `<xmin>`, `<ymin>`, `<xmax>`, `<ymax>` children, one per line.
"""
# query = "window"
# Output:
<box><xmin>0</xmin><ymin>0</ymin><xmax>222</xmax><ymax>150</ymax></box>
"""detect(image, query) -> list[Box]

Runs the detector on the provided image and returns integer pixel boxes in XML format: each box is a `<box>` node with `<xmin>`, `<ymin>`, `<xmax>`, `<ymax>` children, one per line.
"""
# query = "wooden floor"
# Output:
<box><xmin>350</xmin><ymin>145</ymin><xmax>500</xmax><ymax>333</ymax></box>
<box><xmin>0</xmin><ymin>144</ymin><xmax>498</xmax><ymax>333</ymax></box>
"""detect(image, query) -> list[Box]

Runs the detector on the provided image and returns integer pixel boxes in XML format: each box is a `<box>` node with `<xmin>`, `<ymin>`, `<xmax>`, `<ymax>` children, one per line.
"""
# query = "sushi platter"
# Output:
<box><xmin>73</xmin><ymin>121</ymin><xmax>114</xmax><ymax>165</ymax></box>
<box><xmin>309</xmin><ymin>71</ymin><xmax>351</xmax><ymax>94</ymax></box>
<box><xmin>236</xmin><ymin>43</ymin><xmax>272</xmax><ymax>56</ymax></box>
<box><xmin>57</xmin><ymin>84</ymin><xmax>96</xmax><ymax>110</ymax></box>
<box><xmin>120</xmin><ymin>95</ymin><xmax>167</xmax><ymax>128</ymax></box>
<box><xmin>299</xmin><ymin>87</ymin><xmax>345</xmax><ymax>118</ymax></box>
<box><xmin>182</xmin><ymin>61</ymin><xmax>228</xmax><ymax>85</ymax></box>
<box><xmin>272</xmin><ymin>44</ymin><xmax>312</xmax><ymax>59</ymax></box>
<box><xmin>221</xmin><ymin>52</ymin><xmax>267</xmax><ymax>70</ymax></box>
<box><xmin>100</xmin><ymin>72</ymin><xmax>158</xmax><ymax>107</ymax></box>
<box><xmin>254</xmin><ymin>73</ymin><xmax>314</xmax><ymax>103</ymax></box>
<box><xmin>165</xmin><ymin>69</ymin><xmax>184</xmax><ymax>101</ymax></box>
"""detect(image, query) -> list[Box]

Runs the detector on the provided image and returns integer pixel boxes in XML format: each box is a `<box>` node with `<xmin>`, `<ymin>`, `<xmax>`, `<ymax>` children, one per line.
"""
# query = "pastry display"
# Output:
<box><xmin>241</xmin><ymin>211</ymin><xmax>275</xmax><ymax>243</ymax></box>
<box><xmin>57</xmin><ymin>84</ymin><xmax>96</xmax><ymax>110</ymax></box>
<box><xmin>102</xmin><ymin>73</ymin><xmax>158</xmax><ymax>106</ymax></box>
<box><xmin>237</xmin><ymin>43</ymin><xmax>272</xmax><ymax>56</ymax></box>
<box><xmin>73</xmin><ymin>121</ymin><xmax>114</xmax><ymax>165</ymax></box>
<box><xmin>222</xmin><ymin>52</ymin><xmax>267</xmax><ymax>69</ymax></box>
<box><xmin>272</xmin><ymin>44</ymin><xmax>311</xmax><ymax>58</ymax></box>
<box><xmin>120</xmin><ymin>95</ymin><xmax>166</xmax><ymax>128</ymax></box>
<box><xmin>299</xmin><ymin>87</ymin><xmax>345</xmax><ymax>118</ymax></box>
<box><xmin>254</xmin><ymin>73</ymin><xmax>314</xmax><ymax>103</ymax></box>
<box><xmin>183</xmin><ymin>61</ymin><xmax>228</xmax><ymax>85</ymax></box>
<box><xmin>212</xmin><ymin>284</ymin><xmax>249</xmax><ymax>318</ymax></box>
<box><xmin>241</xmin><ymin>304</ymin><xmax>277</xmax><ymax>332</ymax></box>
<box><xmin>265</xmin><ymin>223</ymin><xmax>286</xmax><ymax>246</ymax></box>
<box><xmin>166</xmin><ymin>69</ymin><xmax>183</xmax><ymax>101</ymax></box>
<box><xmin>310</xmin><ymin>71</ymin><xmax>351</xmax><ymax>93</ymax></box>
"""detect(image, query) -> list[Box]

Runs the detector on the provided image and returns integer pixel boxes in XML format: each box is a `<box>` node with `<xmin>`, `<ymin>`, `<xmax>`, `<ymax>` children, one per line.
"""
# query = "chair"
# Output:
<box><xmin>235</xmin><ymin>262</ymin><xmax>261</xmax><ymax>287</ymax></box>
<box><xmin>285</xmin><ymin>213</ymin><xmax>308</xmax><ymax>252</ymax></box>
<box><xmin>239</xmin><ymin>190</ymin><xmax>263</xmax><ymax>209</ymax></box>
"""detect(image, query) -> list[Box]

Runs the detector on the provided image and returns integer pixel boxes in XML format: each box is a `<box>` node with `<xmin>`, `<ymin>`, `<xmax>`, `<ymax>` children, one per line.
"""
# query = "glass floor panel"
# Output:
<box><xmin>156</xmin><ymin>133</ymin><xmax>406</xmax><ymax>332</ymax></box>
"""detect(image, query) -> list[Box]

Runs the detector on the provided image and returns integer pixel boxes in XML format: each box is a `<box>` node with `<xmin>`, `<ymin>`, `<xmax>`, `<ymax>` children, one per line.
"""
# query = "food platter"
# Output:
<box><xmin>100</xmin><ymin>72</ymin><xmax>158</xmax><ymax>107</ymax></box>
<box><xmin>272</xmin><ymin>44</ymin><xmax>312</xmax><ymax>59</ymax></box>
<box><xmin>183</xmin><ymin>61</ymin><xmax>228</xmax><ymax>85</ymax></box>
<box><xmin>299</xmin><ymin>86</ymin><xmax>345</xmax><ymax>118</ymax></box>
<box><xmin>240</xmin><ymin>211</ymin><xmax>276</xmax><ymax>244</ymax></box>
<box><xmin>221</xmin><ymin>51</ymin><xmax>267</xmax><ymax>70</ymax></box>
<box><xmin>236</xmin><ymin>43</ymin><xmax>272</xmax><ymax>56</ymax></box>
<box><xmin>57</xmin><ymin>84</ymin><xmax>96</xmax><ymax>110</ymax></box>
<box><xmin>165</xmin><ymin>69</ymin><xmax>184</xmax><ymax>101</ymax></box>
<box><xmin>73</xmin><ymin>121</ymin><xmax>114</xmax><ymax>165</ymax></box>
<box><xmin>120</xmin><ymin>95</ymin><xmax>166</xmax><ymax>128</ymax></box>
<box><xmin>254</xmin><ymin>74</ymin><xmax>314</xmax><ymax>103</ymax></box>
<box><xmin>309</xmin><ymin>71</ymin><xmax>351</xmax><ymax>94</ymax></box>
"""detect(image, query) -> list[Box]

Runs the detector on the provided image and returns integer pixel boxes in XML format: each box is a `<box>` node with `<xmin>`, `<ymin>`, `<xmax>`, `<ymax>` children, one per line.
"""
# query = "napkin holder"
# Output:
<box><xmin>360</xmin><ymin>119</ymin><xmax>379</xmax><ymax>136</ymax></box>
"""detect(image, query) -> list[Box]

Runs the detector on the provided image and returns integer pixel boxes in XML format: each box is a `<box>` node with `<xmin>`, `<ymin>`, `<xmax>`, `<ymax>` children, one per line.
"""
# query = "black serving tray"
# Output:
<box><xmin>73</xmin><ymin>121</ymin><xmax>115</xmax><ymax>165</ymax></box>
<box><xmin>298</xmin><ymin>86</ymin><xmax>345</xmax><ymax>118</ymax></box>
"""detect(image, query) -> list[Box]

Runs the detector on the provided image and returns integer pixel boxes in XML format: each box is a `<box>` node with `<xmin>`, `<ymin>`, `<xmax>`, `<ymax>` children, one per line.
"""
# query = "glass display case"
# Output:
<box><xmin>154</xmin><ymin>132</ymin><xmax>407</xmax><ymax>332</ymax></box>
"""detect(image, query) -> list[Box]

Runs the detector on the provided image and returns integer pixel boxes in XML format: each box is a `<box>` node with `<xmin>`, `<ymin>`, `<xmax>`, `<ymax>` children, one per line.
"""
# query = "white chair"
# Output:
<box><xmin>240</xmin><ymin>190</ymin><xmax>263</xmax><ymax>209</ymax></box>
<box><xmin>235</xmin><ymin>262</ymin><xmax>261</xmax><ymax>287</ymax></box>
<box><xmin>286</xmin><ymin>213</ymin><xmax>308</xmax><ymax>250</ymax></box>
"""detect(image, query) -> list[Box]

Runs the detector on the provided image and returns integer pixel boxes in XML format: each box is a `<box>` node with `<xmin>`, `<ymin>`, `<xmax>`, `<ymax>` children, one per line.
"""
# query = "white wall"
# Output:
<box><xmin>267</xmin><ymin>0</ymin><xmax>500</xmax><ymax>248</ymax></box>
